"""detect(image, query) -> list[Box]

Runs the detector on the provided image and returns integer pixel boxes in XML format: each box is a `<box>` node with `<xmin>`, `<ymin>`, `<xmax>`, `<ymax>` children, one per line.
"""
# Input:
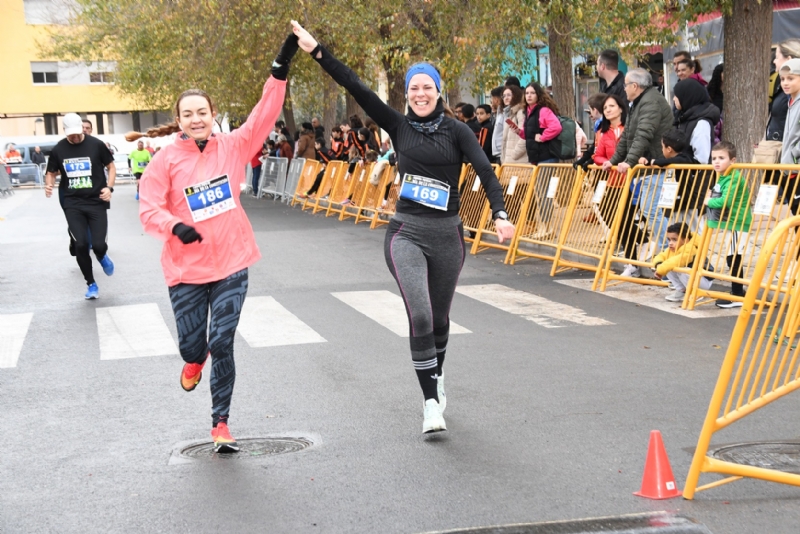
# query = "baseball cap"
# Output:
<box><xmin>780</xmin><ymin>58</ymin><xmax>800</xmax><ymax>76</ymax></box>
<box><xmin>63</xmin><ymin>113</ymin><xmax>83</xmax><ymax>136</ymax></box>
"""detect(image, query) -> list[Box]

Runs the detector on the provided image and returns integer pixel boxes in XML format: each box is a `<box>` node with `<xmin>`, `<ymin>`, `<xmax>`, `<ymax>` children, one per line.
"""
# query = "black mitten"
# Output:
<box><xmin>271</xmin><ymin>34</ymin><xmax>299</xmax><ymax>81</ymax></box>
<box><xmin>172</xmin><ymin>223</ymin><xmax>203</xmax><ymax>244</ymax></box>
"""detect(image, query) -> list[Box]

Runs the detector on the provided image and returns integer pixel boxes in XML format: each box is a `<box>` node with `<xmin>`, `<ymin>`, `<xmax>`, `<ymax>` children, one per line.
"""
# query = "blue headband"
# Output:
<box><xmin>405</xmin><ymin>63</ymin><xmax>441</xmax><ymax>93</ymax></box>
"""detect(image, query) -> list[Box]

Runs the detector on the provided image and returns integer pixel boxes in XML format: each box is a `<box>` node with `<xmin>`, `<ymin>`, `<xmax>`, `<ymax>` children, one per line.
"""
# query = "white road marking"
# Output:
<box><xmin>0</xmin><ymin>313</ymin><xmax>33</xmax><ymax>368</ymax></box>
<box><xmin>555</xmin><ymin>279</ymin><xmax>742</xmax><ymax>318</ymax></box>
<box><xmin>237</xmin><ymin>296</ymin><xmax>326</xmax><ymax>347</ymax></box>
<box><xmin>97</xmin><ymin>304</ymin><xmax>178</xmax><ymax>360</ymax></box>
<box><xmin>331</xmin><ymin>290</ymin><xmax>471</xmax><ymax>337</ymax></box>
<box><xmin>456</xmin><ymin>283</ymin><xmax>613</xmax><ymax>328</ymax></box>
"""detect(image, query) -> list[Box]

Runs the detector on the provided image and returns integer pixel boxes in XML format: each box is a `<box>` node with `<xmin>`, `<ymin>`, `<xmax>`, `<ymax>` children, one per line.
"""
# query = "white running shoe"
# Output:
<box><xmin>422</xmin><ymin>399</ymin><xmax>446</xmax><ymax>433</ymax></box>
<box><xmin>621</xmin><ymin>264</ymin><xmax>640</xmax><ymax>278</ymax></box>
<box><xmin>438</xmin><ymin>373</ymin><xmax>446</xmax><ymax>413</ymax></box>
<box><xmin>665</xmin><ymin>289</ymin><xmax>685</xmax><ymax>302</ymax></box>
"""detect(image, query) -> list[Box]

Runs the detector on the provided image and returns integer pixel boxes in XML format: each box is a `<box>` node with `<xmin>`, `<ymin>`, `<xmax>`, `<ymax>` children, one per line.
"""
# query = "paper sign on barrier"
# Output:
<box><xmin>359</xmin><ymin>170</ymin><xmax>365</xmax><ymax>182</ymax></box>
<box><xmin>753</xmin><ymin>185</ymin><xmax>779</xmax><ymax>216</ymax></box>
<box><xmin>507</xmin><ymin>176</ymin><xmax>518</xmax><ymax>196</ymax></box>
<box><xmin>394</xmin><ymin>174</ymin><xmax>400</xmax><ymax>185</ymax></box>
<box><xmin>657</xmin><ymin>182</ymin><xmax>680</xmax><ymax>209</ymax></box>
<box><xmin>269</xmin><ymin>162</ymin><xmax>274</xmax><ymax>173</ymax></box>
<box><xmin>592</xmin><ymin>181</ymin><xmax>607</xmax><ymax>204</ymax></box>
<box><xmin>547</xmin><ymin>177</ymin><xmax>559</xmax><ymax>199</ymax></box>
<box><xmin>472</xmin><ymin>176</ymin><xmax>481</xmax><ymax>192</ymax></box>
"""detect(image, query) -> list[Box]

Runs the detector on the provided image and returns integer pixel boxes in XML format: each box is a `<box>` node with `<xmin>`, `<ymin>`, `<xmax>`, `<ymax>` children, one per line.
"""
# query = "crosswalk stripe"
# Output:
<box><xmin>0</xmin><ymin>313</ymin><xmax>33</xmax><ymax>368</ymax></box>
<box><xmin>331</xmin><ymin>290</ymin><xmax>471</xmax><ymax>337</ymax></box>
<box><xmin>455</xmin><ymin>283</ymin><xmax>614</xmax><ymax>328</ymax></box>
<box><xmin>237</xmin><ymin>296</ymin><xmax>326</xmax><ymax>347</ymax></box>
<box><xmin>97</xmin><ymin>304</ymin><xmax>179</xmax><ymax>360</ymax></box>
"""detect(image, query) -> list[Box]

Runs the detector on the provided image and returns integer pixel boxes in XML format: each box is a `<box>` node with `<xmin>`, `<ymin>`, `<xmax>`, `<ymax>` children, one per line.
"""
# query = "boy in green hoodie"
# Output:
<box><xmin>704</xmin><ymin>141</ymin><xmax>752</xmax><ymax>308</ymax></box>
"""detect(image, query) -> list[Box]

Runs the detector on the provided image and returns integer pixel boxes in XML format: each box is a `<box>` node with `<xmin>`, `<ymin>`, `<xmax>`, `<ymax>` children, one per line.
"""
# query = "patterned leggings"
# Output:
<box><xmin>168</xmin><ymin>269</ymin><xmax>249</xmax><ymax>426</ymax></box>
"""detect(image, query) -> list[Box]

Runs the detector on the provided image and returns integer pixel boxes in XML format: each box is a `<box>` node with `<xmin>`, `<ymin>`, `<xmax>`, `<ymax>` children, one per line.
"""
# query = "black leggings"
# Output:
<box><xmin>63</xmin><ymin>204</ymin><xmax>108</xmax><ymax>285</ymax></box>
<box><xmin>168</xmin><ymin>268</ymin><xmax>249</xmax><ymax>426</ymax></box>
<box><xmin>307</xmin><ymin>169</ymin><xmax>325</xmax><ymax>195</ymax></box>
<box><xmin>385</xmin><ymin>212</ymin><xmax>465</xmax><ymax>401</ymax></box>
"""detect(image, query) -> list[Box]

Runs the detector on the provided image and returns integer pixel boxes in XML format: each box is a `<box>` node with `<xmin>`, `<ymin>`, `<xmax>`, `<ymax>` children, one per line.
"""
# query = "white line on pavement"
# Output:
<box><xmin>97</xmin><ymin>303</ymin><xmax>179</xmax><ymax>360</ymax></box>
<box><xmin>0</xmin><ymin>313</ymin><xmax>33</xmax><ymax>368</ymax></box>
<box><xmin>331</xmin><ymin>290</ymin><xmax>471</xmax><ymax>337</ymax></box>
<box><xmin>456</xmin><ymin>283</ymin><xmax>614</xmax><ymax>328</ymax></box>
<box><xmin>555</xmin><ymin>278</ymin><xmax>742</xmax><ymax>318</ymax></box>
<box><xmin>237</xmin><ymin>296</ymin><xmax>327</xmax><ymax>347</ymax></box>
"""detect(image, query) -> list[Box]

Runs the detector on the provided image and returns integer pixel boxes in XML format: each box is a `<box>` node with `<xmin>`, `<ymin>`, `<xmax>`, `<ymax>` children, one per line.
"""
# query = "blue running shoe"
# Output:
<box><xmin>135</xmin><ymin>192</ymin><xmax>139</xmax><ymax>201</ymax></box>
<box><xmin>100</xmin><ymin>255</ymin><xmax>114</xmax><ymax>276</ymax></box>
<box><xmin>85</xmin><ymin>283</ymin><xmax>99</xmax><ymax>300</ymax></box>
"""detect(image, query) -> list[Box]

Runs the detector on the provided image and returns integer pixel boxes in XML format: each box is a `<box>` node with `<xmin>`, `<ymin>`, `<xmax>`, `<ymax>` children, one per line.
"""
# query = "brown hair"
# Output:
<box><xmin>587</xmin><ymin>92</ymin><xmax>607</xmax><ymax>113</ymax></box>
<box><xmin>526</xmin><ymin>82</ymin><xmax>561</xmax><ymax>116</ymax></box>
<box><xmin>778</xmin><ymin>39</ymin><xmax>800</xmax><ymax>60</ymax></box>
<box><xmin>712</xmin><ymin>141</ymin><xmax>737</xmax><ymax>159</ymax></box>
<box><xmin>503</xmin><ymin>85</ymin><xmax>524</xmax><ymax>108</ymax></box>
<box><xmin>441</xmin><ymin>99</ymin><xmax>455</xmax><ymax>118</ymax></box>
<box><xmin>125</xmin><ymin>89</ymin><xmax>215</xmax><ymax>142</ymax></box>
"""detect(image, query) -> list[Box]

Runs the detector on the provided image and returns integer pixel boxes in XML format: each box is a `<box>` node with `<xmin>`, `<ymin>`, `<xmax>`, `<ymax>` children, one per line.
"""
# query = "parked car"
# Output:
<box><xmin>114</xmin><ymin>153</ymin><xmax>132</xmax><ymax>177</ymax></box>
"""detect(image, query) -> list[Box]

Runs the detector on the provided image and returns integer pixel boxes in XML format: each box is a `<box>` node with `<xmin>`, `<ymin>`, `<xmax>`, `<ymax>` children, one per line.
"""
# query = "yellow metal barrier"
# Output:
<box><xmin>370</xmin><ymin>166</ymin><xmax>401</xmax><ymax>229</ymax></box>
<box><xmin>307</xmin><ymin>161</ymin><xmax>345</xmax><ymax>215</ymax></box>
<box><xmin>684</xmin><ymin>216</ymin><xmax>800</xmax><ymax>499</ymax></box>
<box><xmin>596</xmin><ymin>164</ymin><xmax>715</xmax><ymax>291</ymax></box>
<box><xmin>684</xmin><ymin>163</ymin><xmax>800</xmax><ymax>310</ymax></box>
<box><xmin>352</xmin><ymin>162</ymin><xmax>392</xmax><ymax>225</ymax></box>
<box><xmin>339</xmin><ymin>162</ymin><xmax>374</xmax><ymax>222</ymax></box>
<box><xmin>507</xmin><ymin>164</ymin><xmax>582</xmax><ymax>265</ymax></box>
<box><xmin>550</xmin><ymin>165</ymin><xmax>625</xmax><ymax>278</ymax></box>
<box><xmin>469</xmin><ymin>164</ymin><xmax>537</xmax><ymax>256</ymax></box>
<box><xmin>325</xmin><ymin>162</ymin><xmax>360</xmax><ymax>218</ymax></box>
<box><xmin>291</xmin><ymin>160</ymin><xmax>320</xmax><ymax>207</ymax></box>
<box><xmin>457</xmin><ymin>164</ymin><xmax>501</xmax><ymax>244</ymax></box>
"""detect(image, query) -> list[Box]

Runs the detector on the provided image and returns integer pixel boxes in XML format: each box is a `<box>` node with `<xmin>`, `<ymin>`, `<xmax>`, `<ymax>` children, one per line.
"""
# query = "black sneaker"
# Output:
<box><xmin>716</xmin><ymin>298</ymin><xmax>743</xmax><ymax>309</ymax></box>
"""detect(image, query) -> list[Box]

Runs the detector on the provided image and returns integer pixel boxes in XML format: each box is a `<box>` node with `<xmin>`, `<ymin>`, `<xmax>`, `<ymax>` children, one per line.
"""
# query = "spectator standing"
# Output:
<box><xmin>296</xmin><ymin>122</ymin><xmax>317</xmax><ymax>160</ymax></box>
<box><xmin>597</xmin><ymin>49</ymin><xmax>628</xmax><ymax>106</ymax></box>
<box><xmin>82</xmin><ymin>119</ymin><xmax>93</xmax><ymax>135</ymax></box>
<box><xmin>707</xmin><ymin>64</ymin><xmax>724</xmax><ymax>113</ymax></box>
<box><xmin>490</xmin><ymin>85</ymin><xmax>506</xmax><ymax>162</ymax></box>
<box><xmin>673</xmin><ymin>78</ymin><xmax>720</xmax><ymax>165</ymax></box>
<box><xmin>521</xmin><ymin>82</ymin><xmax>562</xmax><ymax>165</ymax></box>
<box><xmin>365</xmin><ymin>118</ymin><xmax>382</xmax><ymax>151</ymax></box>
<box><xmin>4</xmin><ymin>144</ymin><xmax>21</xmax><ymax>161</ymax></box>
<box><xmin>31</xmin><ymin>146</ymin><xmax>46</xmax><ymax>165</ymax></box>
<box><xmin>329</xmin><ymin>126</ymin><xmax>346</xmax><ymax>160</ymax></box>
<box><xmin>311</xmin><ymin>117</ymin><xmax>324</xmax><ymax>139</ymax></box>
<box><xmin>269</xmin><ymin>121</ymin><xmax>284</xmax><ymax>143</ymax></box>
<box><xmin>475</xmin><ymin>104</ymin><xmax>495</xmax><ymax>162</ymax></box>
<box><xmin>767</xmin><ymin>39</ymin><xmax>800</xmax><ymax>141</ymax></box>
<box><xmin>500</xmin><ymin>85</ymin><xmax>528</xmax><ymax>164</ymax></box>
<box><xmin>593</xmin><ymin>94</ymin><xmax>629</xmax><ymax>249</ymax></box>
<box><xmin>275</xmin><ymin>134</ymin><xmax>293</xmax><ymax>164</ymax></box>
<box><xmin>461</xmin><ymin>104</ymin><xmax>481</xmax><ymax>134</ymax></box>
<box><xmin>675</xmin><ymin>58</ymin><xmax>706</xmax><ymax>86</ymax></box>
<box><xmin>603</xmin><ymin>68</ymin><xmax>674</xmax><ymax>252</ymax></box>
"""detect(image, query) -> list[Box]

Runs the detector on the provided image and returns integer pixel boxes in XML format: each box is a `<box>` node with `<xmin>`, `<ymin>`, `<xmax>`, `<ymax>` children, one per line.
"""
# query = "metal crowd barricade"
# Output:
<box><xmin>596</xmin><ymin>164</ymin><xmax>715</xmax><ymax>292</ymax></box>
<box><xmin>325</xmin><ymin>161</ymin><xmax>360</xmax><ymax>218</ymax></box>
<box><xmin>549</xmin><ymin>165</ymin><xmax>625</xmax><ymax>279</ymax></box>
<box><xmin>0</xmin><ymin>164</ymin><xmax>13</xmax><ymax>196</ymax></box>
<box><xmin>684</xmin><ymin>163</ymin><xmax>800</xmax><ymax>310</ymax></box>
<box><xmin>5</xmin><ymin>163</ymin><xmax>43</xmax><ymax>188</ymax></box>
<box><xmin>291</xmin><ymin>160</ymin><xmax>320</xmax><ymax>207</ymax></box>
<box><xmin>684</xmin><ymin>216</ymin><xmax>800</xmax><ymax>499</ymax></box>
<box><xmin>258</xmin><ymin>157</ymin><xmax>289</xmax><ymax>200</ymax></box>
<box><xmin>507</xmin><ymin>164</ymin><xmax>582</xmax><ymax>265</ymax></box>
<box><xmin>282</xmin><ymin>158</ymin><xmax>305</xmax><ymax>204</ymax></box>
<box><xmin>469</xmin><ymin>164</ymin><xmax>537</xmax><ymax>257</ymax></box>
<box><xmin>353</xmin><ymin>163</ymin><xmax>393</xmax><ymax>225</ymax></box>
<box><xmin>457</xmin><ymin>164</ymin><xmax>500</xmax><ymax>244</ymax></box>
<box><xmin>371</xmin><ymin>166</ymin><xmax>401</xmax><ymax>229</ymax></box>
<box><xmin>308</xmin><ymin>161</ymin><xmax>346</xmax><ymax>215</ymax></box>
<box><xmin>340</xmin><ymin>162</ymin><xmax>375</xmax><ymax>222</ymax></box>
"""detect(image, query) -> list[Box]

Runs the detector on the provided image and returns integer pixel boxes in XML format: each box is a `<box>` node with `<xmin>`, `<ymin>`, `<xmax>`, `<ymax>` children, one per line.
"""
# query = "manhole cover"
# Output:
<box><xmin>172</xmin><ymin>437</ymin><xmax>312</xmax><ymax>464</ymax></box>
<box><xmin>709</xmin><ymin>441</ymin><xmax>800</xmax><ymax>474</ymax></box>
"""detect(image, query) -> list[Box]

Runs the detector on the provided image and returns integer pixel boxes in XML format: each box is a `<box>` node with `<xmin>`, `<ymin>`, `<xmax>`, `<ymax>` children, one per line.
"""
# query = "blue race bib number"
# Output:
<box><xmin>183</xmin><ymin>175</ymin><xmax>236</xmax><ymax>222</ymax></box>
<box><xmin>64</xmin><ymin>157</ymin><xmax>92</xmax><ymax>178</ymax></box>
<box><xmin>398</xmin><ymin>174</ymin><xmax>450</xmax><ymax>211</ymax></box>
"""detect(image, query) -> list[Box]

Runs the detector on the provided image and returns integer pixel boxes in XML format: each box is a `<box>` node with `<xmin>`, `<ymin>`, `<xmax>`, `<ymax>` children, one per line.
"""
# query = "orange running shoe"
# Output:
<box><xmin>211</xmin><ymin>422</ymin><xmax>239</xmax><ymax>453</ymax></box>
<box><xmin>180</xmin><ymin>353</ymin><xmax>208</xmax><ymax>392</ymax></box>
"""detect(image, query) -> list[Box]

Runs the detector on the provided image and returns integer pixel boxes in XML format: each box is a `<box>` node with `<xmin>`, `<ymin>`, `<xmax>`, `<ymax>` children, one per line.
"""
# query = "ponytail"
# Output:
<box><xmin>125</xmin><ymin>122</ymin><xmax>181</xmax><ymax>142</ymax></box>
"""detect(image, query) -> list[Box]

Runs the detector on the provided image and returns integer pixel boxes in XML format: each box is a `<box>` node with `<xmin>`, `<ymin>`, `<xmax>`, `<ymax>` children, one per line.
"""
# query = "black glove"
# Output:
<box><xmin>172</xmin><ymin>223</ymin><xmax>203</xmax><ymax>244</ymax></box>
<box><xmin>271</xmin><ymin>34</ymin><xmax>299</xmax><ymax>81</ymax></box>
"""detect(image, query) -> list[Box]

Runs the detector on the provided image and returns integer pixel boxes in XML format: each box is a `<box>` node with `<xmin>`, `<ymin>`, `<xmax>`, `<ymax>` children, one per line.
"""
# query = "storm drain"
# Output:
<box><xmin>170</xmin><ymin>437</ymin><xmax>313</xmax><ymax>464</ymax></box>
<box><xmin>709</xmin><ymin>440</ymin><xmax>800</xmax><ymax>474</ymax></box>
<box><xmin>417</xmin><ymin>512</ymin><xmax>711</xmax><ymax>534</ymax></box>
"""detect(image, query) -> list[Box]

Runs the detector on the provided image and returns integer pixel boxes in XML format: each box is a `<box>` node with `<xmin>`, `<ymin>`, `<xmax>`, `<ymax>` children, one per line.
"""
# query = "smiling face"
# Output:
<box><xmin>676</xmin><ymin>62</ymin><xmax>693</xmax><ymax>81</ymax></box>
<box><xmin>177</xmin><ymin>94</ymin><xmax>216</xmax><ymax>141</ymax></box>
<box><xmin>524</xmin><ymin>86</ymin><xmax>538</xmax><ymax>106</ymax></box>
<box><xmin>406</xmin><ymin>73</ymin><xmax>439</xmax><ymax>118</ymax></box>
<box><xmin>781</xmin><ymin>72</ymin><xmax>800</xmax><ymax>96</ymax></box>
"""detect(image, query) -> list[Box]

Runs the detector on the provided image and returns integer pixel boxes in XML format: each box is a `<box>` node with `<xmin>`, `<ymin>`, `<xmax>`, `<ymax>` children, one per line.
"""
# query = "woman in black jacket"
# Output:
<box><xmin>292</xmin><ymin>20</ymin><xmax>514</xmax><ymax>435</ymax></box>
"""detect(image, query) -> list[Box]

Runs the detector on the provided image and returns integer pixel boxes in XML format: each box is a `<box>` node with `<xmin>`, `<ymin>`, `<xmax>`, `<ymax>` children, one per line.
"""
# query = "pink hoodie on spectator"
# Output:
<box><xmin>139</xmin><ymin>77</ymin><xmax>286</xmax><ymax>286</ymax></box>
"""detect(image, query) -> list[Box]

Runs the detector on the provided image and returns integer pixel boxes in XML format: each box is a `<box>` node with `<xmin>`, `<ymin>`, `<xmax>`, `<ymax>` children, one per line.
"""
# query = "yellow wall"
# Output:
<box><xmin>0</xmin><ymin>0</ymin><xmax>139</xmax><ymax>114</ymax></box>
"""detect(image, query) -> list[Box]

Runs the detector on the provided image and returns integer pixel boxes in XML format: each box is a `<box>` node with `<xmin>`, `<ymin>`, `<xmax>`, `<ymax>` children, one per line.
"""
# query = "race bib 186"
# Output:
<box><xmin>184</xmin><ymin>175</ymin><xmax>236</xmax><ymax>222</ymax></box>
<box><xmin>398</xmin><ymin>174</ymin><xmax>450</xmax><ymax>211</ymax></box>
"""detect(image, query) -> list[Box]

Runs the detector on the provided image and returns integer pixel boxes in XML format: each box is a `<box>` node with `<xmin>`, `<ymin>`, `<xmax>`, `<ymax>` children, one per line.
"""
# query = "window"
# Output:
<box><xmin>89</xmin><ymin>71</ymin><xmax>113</xmax><ymax>84</ymax></box>
<box><xmin>31</xmin><ymin>62</ymin><xmax>59</xmax><ymax>85</ymax></box>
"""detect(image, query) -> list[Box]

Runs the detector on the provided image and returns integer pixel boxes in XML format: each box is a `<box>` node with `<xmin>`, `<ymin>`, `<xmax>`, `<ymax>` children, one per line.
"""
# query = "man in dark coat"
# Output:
<box><xmin>598</xmin><ymin>49</ymin><xmax>628</xmax><ymax>107</ymax></box>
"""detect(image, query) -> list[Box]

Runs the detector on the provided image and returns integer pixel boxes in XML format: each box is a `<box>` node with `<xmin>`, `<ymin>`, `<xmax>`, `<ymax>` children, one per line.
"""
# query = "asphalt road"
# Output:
<box><xmin>2</xmin><ymin>184</ymin><xmax>800</xmax><ymax>533</ymax></box>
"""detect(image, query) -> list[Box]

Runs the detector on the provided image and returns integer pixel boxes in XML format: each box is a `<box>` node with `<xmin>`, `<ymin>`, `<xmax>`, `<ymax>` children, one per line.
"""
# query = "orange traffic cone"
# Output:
<box><xmin>633</xmin><ymin>430</ymin><xmax>682</xmax><ymax>499</ymax></box>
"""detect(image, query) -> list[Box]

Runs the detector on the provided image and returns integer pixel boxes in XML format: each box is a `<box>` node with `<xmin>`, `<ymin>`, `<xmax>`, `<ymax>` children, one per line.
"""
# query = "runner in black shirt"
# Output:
<box><xmin>292</xmin><ymin>21</ymin><xmax>515</xmax><ymax>434</ymax></box>
<box><xmin>45</xmin><ymin>113</ymin><xmax>116</xmax><ymax>300</ymax></box>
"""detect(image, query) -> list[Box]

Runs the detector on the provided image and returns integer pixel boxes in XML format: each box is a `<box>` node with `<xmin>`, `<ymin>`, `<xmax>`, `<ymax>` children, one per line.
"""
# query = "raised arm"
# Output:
<box><xmin>292</xmin><ymin>21</ymin><xmax>403</xmax><ymax>134</ymax></box>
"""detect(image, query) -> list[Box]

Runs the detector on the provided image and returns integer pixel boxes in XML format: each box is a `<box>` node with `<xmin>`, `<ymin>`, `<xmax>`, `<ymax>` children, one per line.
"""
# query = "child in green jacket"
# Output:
<box><xmin>704</xmin><ymin>141</ymin><xmax>752</xmax><ymax>309</ymax></box>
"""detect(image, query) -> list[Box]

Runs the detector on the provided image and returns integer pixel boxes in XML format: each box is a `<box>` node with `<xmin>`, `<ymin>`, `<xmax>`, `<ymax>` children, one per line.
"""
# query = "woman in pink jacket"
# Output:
<box><xmin>132</xmin><ymin>35</ymin><xmax>298</xmax><ymax>453</ymax></box>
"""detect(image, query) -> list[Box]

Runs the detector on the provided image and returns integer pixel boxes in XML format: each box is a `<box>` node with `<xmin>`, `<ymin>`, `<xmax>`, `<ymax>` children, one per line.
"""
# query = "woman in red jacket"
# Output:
<box><xmin>133</xmin><ymin>35</ymin><xmax>298</xmax><ymax>452</ymax></box>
